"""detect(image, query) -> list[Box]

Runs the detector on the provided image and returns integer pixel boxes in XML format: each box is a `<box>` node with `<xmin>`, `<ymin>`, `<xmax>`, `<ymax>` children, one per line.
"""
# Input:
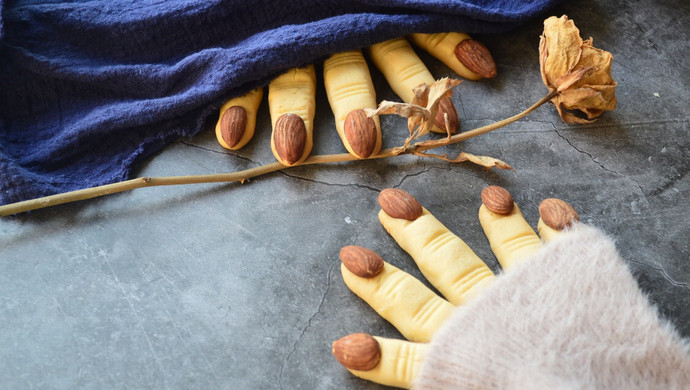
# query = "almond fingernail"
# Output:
<box><xmin>481</xmin><ymin>186</ymin><xmax>514</xmax><ymax>215</ymax></box>
<box><xmin>539</xmin><ymin>198</ymin><xmax>579</xmax><ymax>230</ymax></box>
<box><xmin>434</xmin><ymin>97</ymin><xmax>459</xmax><ymax>133</ymax></box>
<box><xmin>273</xmin><ymin>113</ymin><xmax>306</xmax><ymax>165</ymax></box>
<box><xmin>454</xmin><ymin>39</ymin><xmax>497</xmax><ymax>79</ymax></box>
<box><xmin>332</xmin><ymin>333</ymin><xmax>381</xmax><ymax>371</ymax></box>
<box><xmin>220</xmin><ymin>106</ymin><xmax>248</xmax><ymax>148</ymax></box>
<box><xmin>378</xmin><ymin>188</ymin><xmax>423</xmax><ymax>220</ymax></box>
<box><xmin>339</xmin><ymin>246</ymin><xmax>384</xmax><ymax>278</ymax></box>
<box><xmin>344</xmin><ymin>109</ymin><xmax>377</xmax><ymax>158</ymax></box>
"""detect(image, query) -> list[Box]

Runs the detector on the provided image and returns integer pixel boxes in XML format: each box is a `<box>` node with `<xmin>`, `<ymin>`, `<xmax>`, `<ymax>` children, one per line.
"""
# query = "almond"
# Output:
<box><xmin>378</xmin><ymin>188</ymin><xmax>423</xmax><ymax>221</ymax></box>
<box><xmin>434</xmin><ymin>97</ymin><xmax>459</xmax><ymax>134</ymax></box>
<box><xmin>454</xmin><ymin>39</ymin><xmax>497</xmax><ymax>79</ymax></box>
<box><xmin>339</xmin><ymin>246</ymin><xmax>384</xmax><ymax>278</ymax></box>
<box><xmin>539</xmin><ymin>198</ymin><xmax>579</xmax><ymax>230</ymax></box>
<box><xmin>220</xmin><ymin>106</ymin><xmax>247</xmax><ymax>148</ymax></box>
<box><xmin>273</xmin><ymin>113</ymin><xmax>306</xmax><ymax>165</ymax></box>
<box><xmin>332</xmin><ymin>333</ymin><xmax>381</xmax><ymax>371</ymax></box>
<box><xmin>344</xmin><ymin>109</ymin><xmax>377</xmax><ymax>158</ymax></box>
<box><xmin>481</xmin><ymin>186</ymin><xmax>514</xmax><ymax>215</ymax></box>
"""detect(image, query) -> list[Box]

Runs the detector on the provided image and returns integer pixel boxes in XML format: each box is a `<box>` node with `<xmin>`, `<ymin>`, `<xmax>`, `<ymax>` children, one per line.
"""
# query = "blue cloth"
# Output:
<box><xmin>0</xmin><ymin>0</ymin><xmax>561</xmax><ymax>205</ymax></box>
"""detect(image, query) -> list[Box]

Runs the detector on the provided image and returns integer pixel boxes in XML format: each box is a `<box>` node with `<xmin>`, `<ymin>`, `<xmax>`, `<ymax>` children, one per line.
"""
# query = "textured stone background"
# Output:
<box><xmin>1</xmin><ymin>0</ymin><xmax>688</xmax><ymax>388</ymax></box>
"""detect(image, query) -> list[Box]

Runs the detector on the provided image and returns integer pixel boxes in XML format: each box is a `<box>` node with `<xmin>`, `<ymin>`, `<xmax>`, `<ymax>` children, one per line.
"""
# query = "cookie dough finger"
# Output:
<box><xmin>377</xmin><ymin>189</ymin><xmax>495</xmax><ymax>305</ymax></box>
<box><xmin>333</xmin><ymin>333</ymin><xmax>428</xmax><ymax>389</ymax></box>
<box><xmin>268</xmin><ymin>65</ymin><xmax>316</xmax><ymax>166</ymax></box>
<box><xmin>340</xmin><ymin>246</ymin><xmax>454</xmax><ymax>343</ymax></box>
<box><xmin>215</xmin><ymin>88</ymin><xmax>263</xmax><ymax>150</ymax></box>
<box><xmin>409</xmin><ymin>33</ymin><xmax>497</xmax><ymax>80</ymax></box>
<box><xmin>478</xmin><ymin>186</ymin><xmax>542</xmax><ymax>270</ymax></box>
<box><xmin>323</xmin><ymin>50</ymin><xmax>382</xmax><ymax>158</ymax></box>
<box><xmin>537</xmin><ymin>198</ymin><xmax>580</xmax><ymax>243</ymax></box>
<box><xmin>367</xmin><ymin>37</ymin><xmax>458</xmax><ymax>134</ymax></box>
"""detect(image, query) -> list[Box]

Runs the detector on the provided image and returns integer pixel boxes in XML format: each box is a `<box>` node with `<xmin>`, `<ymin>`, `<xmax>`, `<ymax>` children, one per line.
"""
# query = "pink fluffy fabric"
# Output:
<box><xmin>415</xmin><ymin>225</ymin><xmax>690</xmax><ymax>389</ymax></box>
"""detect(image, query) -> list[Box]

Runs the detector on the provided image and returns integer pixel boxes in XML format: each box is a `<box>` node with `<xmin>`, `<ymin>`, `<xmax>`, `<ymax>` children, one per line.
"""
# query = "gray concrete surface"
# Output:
<box><xmin>1</xmin><ymin>0</ymin><xmax>688</xmax><ymax>388</ymax></box>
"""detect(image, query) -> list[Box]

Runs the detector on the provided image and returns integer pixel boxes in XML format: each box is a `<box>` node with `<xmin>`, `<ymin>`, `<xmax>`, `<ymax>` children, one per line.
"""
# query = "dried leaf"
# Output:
<box><xmin>458</xmin><ymin>153</ymin><xmax>513</xmax><ymax>170</ymax></box>
<box><xmin>407</xmin><ymin>86</ymin><xmax>429</xmax><ymax>134</ymax></box>
<box><xmin>415</xmin><ymin>151</ymin><xmax>513</xmax><ymax>170</ymax></box>
<box><xmin>367</xmin><ymin>78</ymin><xmax>462</xmax><ymax>147</ymax></box>
<box><xmin>365</xmin><ymin>101</ymin><xmax>430</xmax><ymax>123</ymax></box>
<box><xmin>427</xmin><ymin>78</ymin><xmax>461</xmax><ymax>107</ymax></box>
<box><xmin>442</xmin><ymin>112</ymin><xmax>452</xmax><ymax>140</ymax></box>
<box><xmin>407</xmin><ymin>115</ymin><xmax>424</xmax><ymax>136</ymax></box>
<box><xmin>411</xmin><ymin>84</ymin><xmax>429</xmax><ymax>108</ymax></box>
<box><xmin>419</xmin><ymin>78</ymin><xmax>462</xmax><ymax>136</ymax></box>
<box><xmin>540</xmin><ymin>15</ymin><xmax>617</xmax><ymax>123</ymax></box>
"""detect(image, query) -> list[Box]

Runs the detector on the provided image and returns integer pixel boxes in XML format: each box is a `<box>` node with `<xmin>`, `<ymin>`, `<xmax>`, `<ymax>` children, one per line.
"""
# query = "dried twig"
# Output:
<box><xmin>0</xmin><ymin>90</ymin><xmax>557</xmax><ymax>217</ymax></box>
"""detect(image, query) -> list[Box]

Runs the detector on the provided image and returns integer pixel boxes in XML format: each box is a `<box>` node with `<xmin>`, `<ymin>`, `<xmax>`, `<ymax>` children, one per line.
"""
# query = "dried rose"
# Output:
<box><xmin>539</xmin><ymin>15</ymin><xmax>617</xmax><ymax>123</ymax></box>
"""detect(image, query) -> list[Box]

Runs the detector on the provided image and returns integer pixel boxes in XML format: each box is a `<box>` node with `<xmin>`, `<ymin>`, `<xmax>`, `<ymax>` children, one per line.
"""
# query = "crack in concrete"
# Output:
<box><xmin>393</xmin><ymin>163</ymin><xmax>490</xmax><ymax>191</ymax></box>
<box><xmin>277</xmin><ymin>171</ymin><xmax>382</xmax><ymax>193</ymax></box>
<box><xmin>184</xmin><ymin>156</ymin><xmax>216</xmax><ymax>173</ymax></box>
<box><xmin>350</xmin><ymin>220</ymin><xmax>369</xmax><ymax>246</ymax></box>
<box><xmin>570</xmin><ymin>117</ymin><xmax>690</xmax><ymax>131</ymax></box>
<box><xmin>628</xmin><ymin>180</ymin><xmax>646</xmax><ymax>202</ymax></box>
<box><xmin>227</xmin><ymin>153</ymin><xmax>262</xmax><ymax>166</ymax></box>
<box><xmin>393</xmin><ymin>164</ymin><xmax>432</xmax><ymax>189</ymax></box>
<box><xmin>178</xmin><ymin>140</ymin><xmax>227</xmax><ymax>155</ymax></box>
<box><xmin>455</xmin><ymin>91</ymin><xmax>468</xmax><ymax>122</ymax></box>
<box><xmin>278</xmin><ymin>260</ymin><xmax>337</xmax><ymax>389</ymax></box>
<box><xmin>179</xmin><ymin>140</ymin><xmax>261</xmax><ymax>165</ymax></box>
<box><xmin>178</xmin><ymin>141</ymin><xmax>490</xmax><ymax>196</ymax></box>
<box><xmin>649</xmin><ymin>165</ymin><xmax>688</xmax><ymax>197</ymax></box>
<box><xmin>551</xmin><ymin>126</ymin><xmax>647</xmax><ymax>197</ymax></box>
<box><xmin>440</xmin><ymin>162</ymin><xmax>491</xmax><ymax>185</ymax></box>
<box><xmin>628</xmin><ymin>259</ymin><xmax>690</xmax><ymax>290</ymax></box>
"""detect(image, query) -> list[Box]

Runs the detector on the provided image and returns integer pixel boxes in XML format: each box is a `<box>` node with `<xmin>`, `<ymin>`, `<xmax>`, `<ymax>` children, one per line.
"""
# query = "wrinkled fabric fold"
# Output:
<box><xmin>0</xmin><ymin>0</ymin><xmax>561</xmax><ymax>205</ymax></box>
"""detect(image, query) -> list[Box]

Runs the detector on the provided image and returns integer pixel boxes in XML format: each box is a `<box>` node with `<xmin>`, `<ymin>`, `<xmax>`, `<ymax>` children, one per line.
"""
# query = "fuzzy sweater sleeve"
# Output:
<box><xmin>415</xmin><ymin>225</ymin><xmax>690</xmax><ymax>389</ymax></box>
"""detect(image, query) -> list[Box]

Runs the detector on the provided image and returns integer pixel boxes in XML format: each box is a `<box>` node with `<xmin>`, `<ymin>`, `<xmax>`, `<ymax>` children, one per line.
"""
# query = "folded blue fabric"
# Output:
<box><xmin>0</xmin><ymin>0</ymin><xmax>561</xmax><ymax>205</ymax></box>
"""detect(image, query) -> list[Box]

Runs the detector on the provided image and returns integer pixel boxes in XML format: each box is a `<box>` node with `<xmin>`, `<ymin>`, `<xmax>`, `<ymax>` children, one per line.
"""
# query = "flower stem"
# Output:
<box><xmin>412</xmin><ymin>89</ymin><xmax>557</xmax><ymax>152</ymax></box>
<box><xmin>0</xmin><ymin>91</ymin><xmax>556</xmax><ymax>217</ymax></box>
